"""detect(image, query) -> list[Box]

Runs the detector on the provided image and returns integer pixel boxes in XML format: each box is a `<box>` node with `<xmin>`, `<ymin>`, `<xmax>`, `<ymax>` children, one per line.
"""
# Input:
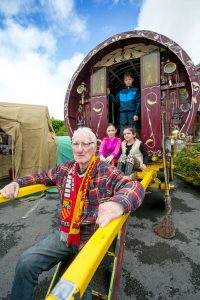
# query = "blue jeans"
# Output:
<box><xmin>119</xmin><ymin>111</ymin><xmax>140</xmax><ymax>135</ymax></box>
<box><xmin>9</xmin><ymin>230</ymin><xmax>92</xmax><ymax>300</ymax></box>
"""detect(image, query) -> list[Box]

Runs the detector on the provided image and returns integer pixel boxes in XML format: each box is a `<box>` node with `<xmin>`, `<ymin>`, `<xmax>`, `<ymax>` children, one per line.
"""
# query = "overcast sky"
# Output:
<box><xmin>0</xmin><ymin>0</ymin><xmax>199</xmax><ymax>120</ymax></box>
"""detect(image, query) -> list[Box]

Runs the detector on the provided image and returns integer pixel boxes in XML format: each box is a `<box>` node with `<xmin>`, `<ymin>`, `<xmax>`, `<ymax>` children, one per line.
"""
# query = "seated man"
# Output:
<box><xmin>0</xmin><ymin>127</ymin><xmax>145</xmax><ymax>300</ymax></box>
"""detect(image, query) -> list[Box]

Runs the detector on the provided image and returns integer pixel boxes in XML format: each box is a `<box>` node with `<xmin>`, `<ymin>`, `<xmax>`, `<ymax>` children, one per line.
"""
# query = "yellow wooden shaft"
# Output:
<box><xmin>140</xmin><ymin>169</ymin><xmax>154</xmax><ymax>189</ymax></box>
<box><xmin>0</xmin><ymin>184</ymin><xmax>55</xmax><ymax>204</ymax></box>
<box><xmin>46</xmin><ymin>214</ymin><xmax>129</xmax><ymax>299</ymax></box>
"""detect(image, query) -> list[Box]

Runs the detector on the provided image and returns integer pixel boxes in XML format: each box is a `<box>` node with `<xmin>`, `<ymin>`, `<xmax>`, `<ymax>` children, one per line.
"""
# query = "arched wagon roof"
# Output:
<box><xmin>65</xmin><ymin>30</ymin><xmax>200</xmax><ymax>138</ymax></box>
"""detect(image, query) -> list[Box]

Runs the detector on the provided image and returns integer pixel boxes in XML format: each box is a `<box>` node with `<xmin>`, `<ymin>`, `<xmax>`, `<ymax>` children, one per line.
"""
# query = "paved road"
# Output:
<box><xmin>119</xmin><ymin>178</ymin><xmax>200</xmax><ymax>300</ymax></box>
<box><xmin>0</xmin><ymin>178</ymin><xmax>200</xmax><ymax>300</ymax></box>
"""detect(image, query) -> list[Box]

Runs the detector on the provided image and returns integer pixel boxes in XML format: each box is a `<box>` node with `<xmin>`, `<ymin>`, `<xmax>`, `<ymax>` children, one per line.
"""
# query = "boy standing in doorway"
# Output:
<box><xmin>108</xmin><ymin>71</ymin><xmax>141</xmax><ymax>135</ymax></box>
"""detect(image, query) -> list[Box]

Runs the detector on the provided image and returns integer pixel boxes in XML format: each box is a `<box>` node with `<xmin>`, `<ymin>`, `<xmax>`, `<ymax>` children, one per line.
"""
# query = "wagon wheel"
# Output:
<box><xmin>108</xmin><ymin>221</ymin><xmax>127</xmax><ymax>300</ymax></box>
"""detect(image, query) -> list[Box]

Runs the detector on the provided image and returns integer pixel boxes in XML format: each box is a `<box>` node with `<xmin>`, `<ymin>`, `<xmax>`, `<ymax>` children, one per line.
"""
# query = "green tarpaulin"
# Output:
<box><xmin>48</xmin><ymin>136</ymin><xmax>73</xmax><ymax>193</ymax></box>
<box><xmin>56</xmin><ymin>136</ymin><xmax>74</xmax><ymax>163</ymax></box>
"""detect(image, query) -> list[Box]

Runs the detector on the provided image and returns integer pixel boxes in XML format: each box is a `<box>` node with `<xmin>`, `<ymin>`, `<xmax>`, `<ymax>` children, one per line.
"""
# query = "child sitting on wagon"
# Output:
<box><xmin>108</xmin><ymin>71</ymin><xmax>141</xmax><ymax>135</ymax></box>
<box><xmin>99</xmin><ymin>123</ymin><xmax>121</xmax><ymax>165</ymax></box>
<box><xmin>117</xmin><ymin>127</ymin><xmax>148</xmax><ymax>176</ymax></box>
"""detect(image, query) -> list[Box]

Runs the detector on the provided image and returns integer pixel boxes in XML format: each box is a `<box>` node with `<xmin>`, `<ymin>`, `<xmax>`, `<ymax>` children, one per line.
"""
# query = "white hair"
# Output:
<box><xmin>72</xmin><ymin>127</ymin><xmax>97</xmax><ymax>146</ymax></box>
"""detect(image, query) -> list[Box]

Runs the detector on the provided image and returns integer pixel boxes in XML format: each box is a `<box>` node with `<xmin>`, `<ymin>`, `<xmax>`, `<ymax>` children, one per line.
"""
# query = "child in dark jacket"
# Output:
<box><xmin>108</xmin><ymin>72</ymin><xmax>141</xmax><ymax>135</ymax></box>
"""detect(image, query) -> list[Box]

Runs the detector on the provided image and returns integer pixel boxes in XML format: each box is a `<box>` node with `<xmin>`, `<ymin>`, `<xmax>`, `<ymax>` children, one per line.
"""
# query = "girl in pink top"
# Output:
<box><xmin>99</xmin><ymin>124</ymin><xmax>121</xmax><ymax>164</ymax></box>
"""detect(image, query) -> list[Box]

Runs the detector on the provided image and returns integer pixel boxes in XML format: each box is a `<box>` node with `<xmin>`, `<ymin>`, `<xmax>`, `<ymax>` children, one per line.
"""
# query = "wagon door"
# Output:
<box><xmin>141</xmin><ymin>51</ymin><xmax>161</xmax><ymax>153</ymax></box>
<box><xmin>89</xmin><ymin>67</ymin><xmax>109</xmax><ymax>141</ymax></box>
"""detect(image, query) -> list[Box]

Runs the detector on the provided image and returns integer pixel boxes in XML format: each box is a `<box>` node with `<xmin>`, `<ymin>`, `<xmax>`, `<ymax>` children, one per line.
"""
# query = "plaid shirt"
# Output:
<box><xmin>16</xmin><ymin>160</ymin><xmax>144</xmax><ymax>242</ymax></box>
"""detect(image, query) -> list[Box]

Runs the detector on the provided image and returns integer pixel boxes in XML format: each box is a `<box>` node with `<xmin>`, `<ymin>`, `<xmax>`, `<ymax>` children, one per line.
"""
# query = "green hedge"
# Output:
<box><xmin>51</xmin><ymin>118</ymin><xmax>68</xmax><ymax>136</ymax></box>
<box><xmin>175</xmin><ymin>143</ymin><xmax>200</xmax><ymax>186</ymax></box>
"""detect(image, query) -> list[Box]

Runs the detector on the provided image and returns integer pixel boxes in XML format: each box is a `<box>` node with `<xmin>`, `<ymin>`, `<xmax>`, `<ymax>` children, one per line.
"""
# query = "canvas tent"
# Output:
<box><xmin>0</xmin><ymin>102</ymin><xmax>57</xmax><ymax>179</ymax></box>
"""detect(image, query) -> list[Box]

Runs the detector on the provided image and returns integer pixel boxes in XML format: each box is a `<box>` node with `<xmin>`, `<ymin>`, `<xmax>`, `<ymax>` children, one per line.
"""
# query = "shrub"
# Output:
<box><xmin>175</xmin><ymin>143</ymin><xmax>200</xmax><ymax>186</ymax></box>
<box><xmin>51</xmin><ymin>117</ymin><xmax>68</xmax><ymax>136</ymax></box>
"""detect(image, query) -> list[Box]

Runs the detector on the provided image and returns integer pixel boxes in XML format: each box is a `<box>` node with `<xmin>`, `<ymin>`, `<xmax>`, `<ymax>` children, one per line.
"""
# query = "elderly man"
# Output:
<box><xmin>0</xmin><ymin>127</ymin><xmax>145</xmax><ymax>300</ymax></box>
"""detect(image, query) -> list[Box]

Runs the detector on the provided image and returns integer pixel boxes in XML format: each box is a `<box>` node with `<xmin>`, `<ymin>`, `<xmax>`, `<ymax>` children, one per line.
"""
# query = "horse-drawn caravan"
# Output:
<box><xmin>64</xmin><ymin>29</ymin><xmax>199</xmax><ymax>183</ymax></box>
<box><xmin>0</xmin><ymin>30</ymin><xmax>200</xmax><ymax>299</ymax></box>
<box><xmin>65</xmin><ymin>30</ymin><xmax>199</xmax><ymax>146</ymax></box>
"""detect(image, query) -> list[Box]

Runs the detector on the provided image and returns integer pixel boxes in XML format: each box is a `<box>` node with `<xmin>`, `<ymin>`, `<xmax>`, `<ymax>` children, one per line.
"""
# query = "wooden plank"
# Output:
<box><xmin>0</xmin><ymin>184</ymin><xmax>55</xmax><ymax>204</ymax></box>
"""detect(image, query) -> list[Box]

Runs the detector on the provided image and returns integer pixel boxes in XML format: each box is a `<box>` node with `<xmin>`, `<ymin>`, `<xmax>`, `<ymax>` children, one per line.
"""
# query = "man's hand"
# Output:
<box><xmin>96</xmin><ymin>201</ymin><xmax>124</xmax><ymax>227</ymax></box>
<box><xmin>133</xmin><ymin>115</ymin><xmax>139</xmax><ymax>121</ymax></box>
<box><xmin>0</xmin><ymin>182</ymin><xmax>19</xmax><ymax>199</ymax></box>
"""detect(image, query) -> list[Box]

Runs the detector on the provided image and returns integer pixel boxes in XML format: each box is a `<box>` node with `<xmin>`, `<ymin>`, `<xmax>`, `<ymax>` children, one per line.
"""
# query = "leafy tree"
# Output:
<box><xmin>51</xmin><ymin>117</ymin><xmax>68</xmax><ymax>136</ymax></box>
<box><xmin>175</xmin><ymin>143</ymin><xmax>200</xmax><ymax>186</ymax></box>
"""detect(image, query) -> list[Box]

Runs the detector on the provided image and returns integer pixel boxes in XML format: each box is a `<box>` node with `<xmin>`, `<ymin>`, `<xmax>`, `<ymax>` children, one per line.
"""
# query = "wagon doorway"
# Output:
<box><xmin>108</xmin><ymin>58</ymin><xmax>141</xmax><ymax>132</ymax></box>
<box><xmin>89</xmin><ymin>59</ymin><xmax>141</xmax><ymax>140</ymax></box>
<box><xmin>108</xmin><ymin>51</ymin><xmax>162</xmax><ymax>153</ymax></box>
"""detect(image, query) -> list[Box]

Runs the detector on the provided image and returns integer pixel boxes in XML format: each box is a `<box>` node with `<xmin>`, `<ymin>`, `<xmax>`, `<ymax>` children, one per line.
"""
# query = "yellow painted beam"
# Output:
<box><xmin>136</xmin><ymin>164</ymin><xmax>163</xmax><ymax>180</ymax></box>
<box><xmin>140</xmin><ymin>169</ymin><xmax>154</xmax><ymax>189</ymax></box>
<box><xmin>0</xmin><ymin>184</ymin><xmax>55</xmax><ymax>204</ymax></box>
<box><xmin>47</xmin><ymin>214</ymin><xmax>129</xmax><ymax>299</ymax></box>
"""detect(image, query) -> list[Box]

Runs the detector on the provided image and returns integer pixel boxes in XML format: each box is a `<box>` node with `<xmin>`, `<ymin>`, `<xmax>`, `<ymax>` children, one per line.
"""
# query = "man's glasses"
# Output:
<box><xmin>72</xmin><ymin>141</ymin><xmax>94</xmax><ymax>149</ymax></box>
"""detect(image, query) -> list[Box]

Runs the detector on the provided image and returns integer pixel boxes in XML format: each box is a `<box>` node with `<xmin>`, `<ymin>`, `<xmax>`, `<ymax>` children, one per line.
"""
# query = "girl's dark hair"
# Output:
<box><xmin>106</xmin><ymin>123</ymin><xmax>116</xmax><ymax>130</ymax></box>
<box><xmin>123</xmin><ymin>126</ymin><xmax>137</xmax><ymax>135</ymax></box>
<box><xmin>123</xmin><ymin>71</ymin><xmax>133</xmax><ymax>79</ymax></box>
